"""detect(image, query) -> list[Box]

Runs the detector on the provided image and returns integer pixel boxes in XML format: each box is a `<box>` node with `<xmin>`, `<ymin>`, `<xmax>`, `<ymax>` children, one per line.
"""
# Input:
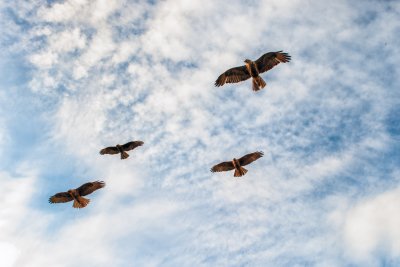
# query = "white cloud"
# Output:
<box><xmin>29</xmin><ymin>51</ymin><xmax>58</xmax><ymax>69</ymax></box>
<box><xmin>0</xmin><ymin>243</ymin><xmax>19</xmax><ymax>267</ymax></box>
<box><xmin>341</xmin><ymin>187</ymin><xmax>400</xmax><ymax>263</ymax></box>
<box><xmin>48</xmin><ymin>28</ymin><xmax>86</xmax><ymax>53</ymax></box>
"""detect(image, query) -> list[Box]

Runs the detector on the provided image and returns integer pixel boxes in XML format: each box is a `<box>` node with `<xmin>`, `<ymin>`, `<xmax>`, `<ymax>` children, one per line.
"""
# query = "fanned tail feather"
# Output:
<box><xmin>252</xmin><ymin>77</ymin><xmax>266</xmax><ymax>91</ymax></box>
<box><xmin>121</xmin><ymin>151</ymin><xmax>129</xmax><ymax>159</ymax></box>
<box><xmin>234</xmin><ymin>167</ymin><xmax>248</xmax><ymax>177</ymax></box>
<box><xmin>72</xmin><ymin>196</ymin><xmax>90</xmax><ymax>209</ymax></box>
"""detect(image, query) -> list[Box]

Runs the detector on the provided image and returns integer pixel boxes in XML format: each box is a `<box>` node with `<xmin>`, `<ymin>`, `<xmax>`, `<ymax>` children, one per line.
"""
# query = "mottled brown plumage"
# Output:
<box><xmin>215</xmin><ymin>51</ymin><xmax>291</xmax><ymax>91</ymax></box>
<box><xmin>49</xmin><ymin>181</ymin><xmax>105</xmax><ymax>208</ymax></box>
<box><xmin>210</xmin><ymin>151</ymin><xmax>264</xmax><ymax>177</ymax></box>
<box><xmin>100</xmin><ymin>141</ymin><xmax>144</xmax><ymax>159</ymax></box>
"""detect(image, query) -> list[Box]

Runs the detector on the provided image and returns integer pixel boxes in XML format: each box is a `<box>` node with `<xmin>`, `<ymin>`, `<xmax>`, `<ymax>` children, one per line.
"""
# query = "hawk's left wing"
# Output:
<box><xmin>215</xmin><ymin>65</ymin><xmax>251</xmax><ymax>87</ymax></box>
<box><xmin>210</xmin><ymin>161</ymin><xmax>235</xmax><ymax>173</ymax></box>
<box><xmin>121</xmin><ymin>141</ymin><xmax>144</xmax><ymax>152</ymax></box>
<box><xmin>49</xmin><ymin>192</ymin><xmax>74</xmax><ymax>204</ymax></box>
<box><xmin>77</xmin><ymin>181</ymin><xmax>105</xmax><ymax>196</ymax></box>
<box><xmin>255</xmin><ymin>51</ymin><xmax>291</xmax><ymax>73</ymax></box>
<box><xmin>100</xmin><ymin>146</ymin><xmax>119</xmax><ymax>155</ymax></box>
<box><xmin>238</xmin><ymin>151</ymin><xmax>264</xmax><ymax>166</ymax></box>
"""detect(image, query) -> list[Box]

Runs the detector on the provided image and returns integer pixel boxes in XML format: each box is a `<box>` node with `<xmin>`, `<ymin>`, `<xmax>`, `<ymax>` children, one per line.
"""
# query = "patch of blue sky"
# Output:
<box><xmin>161</xmin><ymin>58</ymin><xmax>199</xmax><ymax>73</ymax></box>
<box><xmin>386</xmin><ymin>107</ymin><xmax>400</xmax><ymax>137</ymax></box>
<box><xmin>378</xmin><ymin>258</ymin><xmax>400</xmax><ymax>267</ymax></box>
<box><xmin>112</xmin><ymin>18</ymin><xmax>147</xmax><ymax>39</ymax></box>
<box><xmin>2</xmin><ymin>7</ymin><xmax>33</xmax><ymax>31</ymax></box>
<box><xmin>306</xmin><ymin>152</ymin><xmax>400</xmax><ymax>203</ymax></box>
<box><xmin>0</xmin><ymin>61</ymin><xmax>45</xmax><ymax>166</ymax></box>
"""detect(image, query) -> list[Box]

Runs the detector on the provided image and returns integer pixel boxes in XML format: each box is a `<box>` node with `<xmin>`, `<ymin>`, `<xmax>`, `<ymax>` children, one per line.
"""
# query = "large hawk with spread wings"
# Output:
<box><xmin>211</xmin><ymin>151</ymin><xmax>264</xmax><ymax>177</ymax></box>
<box><xmin>49</xmin><ymin>181</ymin><xmax>105</xmax><ymax>209</ymax></box>
<box><xmin>215</xmin><ymin>51</ymin><xmax>291</xmax><ymax>91</ymax></box>
<box><xmin>100</xmin><ymin>141</ymin><xmax>144</xmax><ymax>159</ymax></box>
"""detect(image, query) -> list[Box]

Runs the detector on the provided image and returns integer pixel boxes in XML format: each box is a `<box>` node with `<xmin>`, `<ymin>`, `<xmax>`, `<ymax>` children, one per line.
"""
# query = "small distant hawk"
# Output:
<box><xmin>49</xmin><ymin>181</ymin><xmax>105</xmax><ymax>209</ymax></box>
<box><xmin>100</xmin><ymin>141</ymin><xmax>144</xmax><ymax>159</ymax></box>
<box><xmin>215</xmin><ymin>51</ymin><xmax>291</xmax><ymax>91</ymax></box>
<box><xmin>211</xmin><ymin>151</ymin><xmax>264</xmax><ymax>177</ymax></box>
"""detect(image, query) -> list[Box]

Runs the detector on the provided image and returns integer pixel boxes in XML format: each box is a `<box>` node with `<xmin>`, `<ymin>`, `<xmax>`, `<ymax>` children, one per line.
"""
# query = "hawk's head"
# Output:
<box><xmin>67</xmin><ymin>189</ymin><xmax>78</xmax><ymax>197</ymax></box>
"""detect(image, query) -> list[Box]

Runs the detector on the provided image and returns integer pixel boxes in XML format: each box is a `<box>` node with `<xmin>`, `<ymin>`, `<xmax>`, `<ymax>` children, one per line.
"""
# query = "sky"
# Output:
<box><xmin>0</xmin><ymin>0</ymin><xmax>399</xmax><ymax>266</ymax></box>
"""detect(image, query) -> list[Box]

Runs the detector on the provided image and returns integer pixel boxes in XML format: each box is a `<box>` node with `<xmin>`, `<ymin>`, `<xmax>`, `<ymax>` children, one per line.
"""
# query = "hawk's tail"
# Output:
<box><xmin>121</xmin><ymin>151</ymin><xmax>129</xmax><ymax>160</ymax></box>
<box><xmin>72</xmin><ymin>196</ymin><xmax>90</xmax><ymax>208</ymax></box>
<box><xmin>234</xmin><ymin>167</ymin><xmax>248</xmax><ymax>177</ymax></box>
<box><xmin>252</xmin><ymin>77</ymin><xmax>266</xmax><ymax>91</ymax></box>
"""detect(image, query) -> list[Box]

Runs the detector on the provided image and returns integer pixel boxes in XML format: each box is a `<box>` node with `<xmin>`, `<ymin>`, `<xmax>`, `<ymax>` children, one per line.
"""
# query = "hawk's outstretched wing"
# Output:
<box><xmin>100</xmin><ymin>146</ymin><xmax>119</xmax><ymax>155</ymax></box>
<box><xmin>121</xmin><ymin>141</ymin><xmax>144</xmax><ymax>151</ymax></box>
<box><xmin>238</xmin><ymin>151</ymin><xmax>264</xmax><ymax>166</ymax></box>
<box><xmin>77</xmin><ymin>181</ymin><xmax>106</xmax><ymax>196</ymax></box>
<box><xmin>210</xmin><ymin>161</ymin><xmax>235</xmax><ymax>173</ymax></box>
<box><xmin>49</xmin><ymin>192</ymin><xmax>73</xmax><ymax>204</ymax></box>
<box><xmin>255</xmin><ymin>51</ymin><xmax>291</xmax><ymax>73</ymax></box>
<box><xmin>215</xmin><ymin>66</ymin><xmax>251</xmax><ymax>87</ymax></box>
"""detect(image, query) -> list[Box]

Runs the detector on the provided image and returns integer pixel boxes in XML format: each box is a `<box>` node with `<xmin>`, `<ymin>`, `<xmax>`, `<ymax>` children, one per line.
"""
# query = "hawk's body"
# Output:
<box><xmin>100</xmin><ymin>141</ymin><xmax>144</xmax><ymax>159</ymax></box>
<box><xmin>215</xmin><ymin>51</ymin><xmax>291</xmax><ymax>91</ymax></box>
<box><xmin>211</xmin><ymin>151</ymin><xmax>264</xmax><ymax>177</ymax></box>
<box><xmin>49</xmin><ymin>181</ymin><xmax>105</xmax><ymax>209</ymax></box>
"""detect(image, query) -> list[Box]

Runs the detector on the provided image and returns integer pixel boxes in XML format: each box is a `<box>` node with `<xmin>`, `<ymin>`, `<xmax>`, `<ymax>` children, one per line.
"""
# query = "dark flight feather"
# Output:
<box><xmin>210</xmin><ymin>161</ymin><xmax>235</xmax><ymax>172</ymax></box>
<box><xmin>255</xmin><ymin>51</ymin><xmax>291</xmax><ymax>73</ymax></box>
<box><xmin>99</xmin><ymin>147</ymin><xmax>120</xmax><ymax>155</ymax></box>
<box><xmin>215</xmin><ymin>66</ymin><xmax>251</xmax><ymax>87</ymax></box>
<box><xmin>49</xmin><ymin>192</ymin><xmax>74</xmax><ymax>204</ymax></box>
<box><xmin>77</xmin><ymin>181</ymin><xmax>106</xmax><ymax>196</ymax></box>
<box><xmin>238</xmin><ymin>151</ymin><xmax>264</xmax><ymax>166</ymax></box>
<box><xmin>121</xmin><ymin>141</ymin><xmax>144</xmax><ymax>151</ymax></box>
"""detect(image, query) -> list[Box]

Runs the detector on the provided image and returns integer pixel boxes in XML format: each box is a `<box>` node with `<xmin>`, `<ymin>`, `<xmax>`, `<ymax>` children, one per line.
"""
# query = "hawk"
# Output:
<box><xmin>49</xmin><ymin>181</ymin><xmax>105</xmax><ymax>208</ymax></box>
<box><xmin>100</xmin><ymin>141</ymin><xmax>144</xmax><ymax>159</ymax></box>
<box><xmin>211</xmin><ymin>151</ymin><xmax>264</xmax><ymax>177</ymax></box>
<box><xmin>215</xmin><ymin>51</ymin><xmax>291</xmax><ymax>91</ymax></box>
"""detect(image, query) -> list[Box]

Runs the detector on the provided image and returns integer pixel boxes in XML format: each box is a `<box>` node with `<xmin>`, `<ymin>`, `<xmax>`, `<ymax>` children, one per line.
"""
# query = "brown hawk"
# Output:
<box><xmin>215</xmin><ymin>51</ymin><xmax>291</xmax><ymax>91</ymax></box>
<box><xmin>49</xmin><ymin>181</ymin><xmax>105</xmax><ymax>208</ymax></box>
<box><xmin>211</xmin><ymin>151</ymin><xmax>264</xmax><ymax>177</ymax></box>
<box><xmin>100</xmin><ymin>141</ymin><xmax>144</xmax><ymax>159</ymax></box>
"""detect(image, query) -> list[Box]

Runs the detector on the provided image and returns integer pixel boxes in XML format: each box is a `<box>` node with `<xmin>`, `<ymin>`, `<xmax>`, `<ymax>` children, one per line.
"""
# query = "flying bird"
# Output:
<box><xmin>100</xmin><ymin>141</ymin><xmax>144</xmax><ymax>159</ymax></box>
<box><xmin>215</xmin><ymin>51</ymin><xmax>291</xmax><ymax>91</ymax></box>
<box><xmin>211</xmin><ymin>151</ymin><xmax>264</xmax><ymax>177</ymax></box>
<box><xmin>49</xmin><ymin>181</ymin><xmax>105</xmax><ymax>209</ymax></box>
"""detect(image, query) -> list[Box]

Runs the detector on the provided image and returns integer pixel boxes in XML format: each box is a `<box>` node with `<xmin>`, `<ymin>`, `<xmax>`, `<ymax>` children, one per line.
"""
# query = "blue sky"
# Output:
<box><xmin>1</xmin><ymin>0</ymin><xmax>400</xmax><ymax>266</ymax></box>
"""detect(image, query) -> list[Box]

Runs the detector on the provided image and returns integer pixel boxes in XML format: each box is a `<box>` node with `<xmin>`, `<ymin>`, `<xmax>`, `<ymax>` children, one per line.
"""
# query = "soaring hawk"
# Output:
<box><xmin>211</xmin><ymin>151</ymin><xmax>264</xmax><ymax>177</ymax></box>
<box><xmin>100</xmin><ymin>141</ymin><xmax>144</xmax><ymax>159</ymax></box>
<box><xmin>215</xmin><ymin>51</ymin><xmax>291</xmax><ymax>91</ymax></box>
<box><xmin>49</xmin><ymin>181</ymin><xmax>105</xmax><ymax>209</ymax></box>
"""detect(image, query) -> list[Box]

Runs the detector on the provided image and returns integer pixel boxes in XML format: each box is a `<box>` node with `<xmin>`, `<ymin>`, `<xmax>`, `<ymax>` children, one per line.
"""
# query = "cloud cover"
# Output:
<box><xmin>1</xmin><ymin>0</ymin><xmax>400</xmax><ymax>266</ymax></box>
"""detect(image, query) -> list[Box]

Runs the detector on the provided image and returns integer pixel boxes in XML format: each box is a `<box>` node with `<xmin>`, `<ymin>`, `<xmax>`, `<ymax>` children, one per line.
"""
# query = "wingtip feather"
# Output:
<box><xmin>95</xmin><ymin>180</ymin><xmax>106</xmax><ymax>188</ymax></box>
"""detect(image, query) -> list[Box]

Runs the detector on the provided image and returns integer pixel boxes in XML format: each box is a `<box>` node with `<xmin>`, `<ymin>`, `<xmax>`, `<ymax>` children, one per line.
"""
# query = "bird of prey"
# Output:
<box><xmin>215</xmin><ymin>51</ymin><xmax>291</xmax><ymax>91</ymax></box>
<box><xmin>49</xmin><ymin>181</ymin><xmax>105</xmax><ymax>209</ymax></box>
<box><xmin>100</xmin><ymin>141</ymin><xmax>144</xmax><ymax>159</ymax></box>
<box><xmin>210</xmin><ymin>151</ymin><xmax>264</xmax><ymax>177</ymax></box>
